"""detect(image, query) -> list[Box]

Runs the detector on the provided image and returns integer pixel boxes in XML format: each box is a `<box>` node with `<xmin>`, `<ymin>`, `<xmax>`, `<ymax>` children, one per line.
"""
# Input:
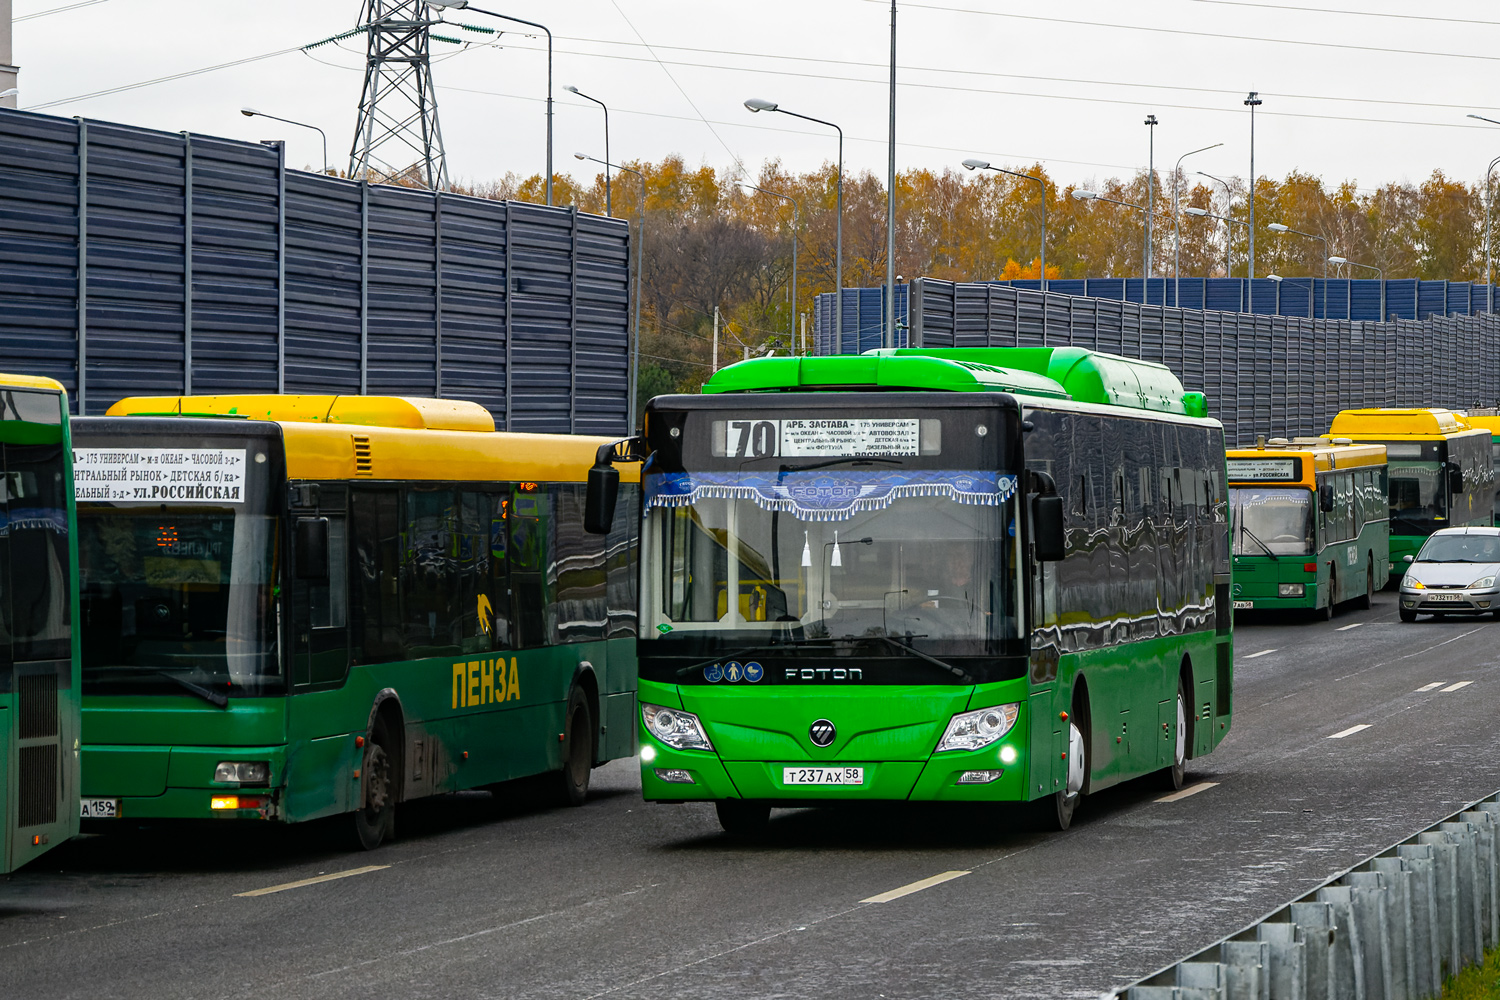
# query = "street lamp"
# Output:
<box><xmin>1171</xmin><ymin>142</ymin><xmax>1222</xmax><ymax>307</ymax></box>
<box><xmin>566</xmin><ymin>86</ymin><xmax>609</xmax><ymax>216</ymax></box>
<box><xmin>1329</xmin><ymin>256</ymin><xmax>1385</xmax><ymax>321</ymax></box>
<box><xmin>431</xmin><ymin>0</ymin><xmax>554</xmax><ymax>206</ymax></box>
<box><xmin>1466</xmin><ymin>116</ymin><xmax>1500</xmax><ymax>313</ymax></box>
<box><xmin>739</xmin><ymin>182</ymin><xmax>802</xmax><ymax>350</ymax></box>
<box><xmin>1074</xmin><ymin>189</ymin><xmax>1151</xmax><ymax>283</ymax></box>
<box><xmin>746</xmin><ymin>98</ymin><xmax>843</xmax><ymax>343</ymax></box>
<box><xmin>577</xmin><ymin>152</ymin><xmax>645</xmax><ymax>423</ymax></box>
<box><xmin>962</xmin><ymin>158</ymin><xmax>1048</xmax><ymax>291</ymax></box>
<box><xmin>1186</xmin><ymin>206</ymin><xmax>1255</xmax><ymax>311</ymax></box>
<box><xmin>1144</xmin><ymin>115</ymin><xmax>1158</xmax><ymax>280</ymax></box>
<box><xmin>1268</xmin><ymin>274</ymin><xmax>1313</xmax><ymax>319</ymax></box>
<box><xmin>1197</xmin><ymin>171</ymin><xmax>1234</xmax><ymax>277</ymax></box>
<box><xmin>1267</xmin><ymin>222</ymin><xmax>1328</xmax><ymax>319</ymax></box>
<box><xmin>240</xmin><ymin>107</ymin><xmax>329</xmax><ymax>174</ymax></box>
<box><xmin>1245</xmin><ymin>91</ymin><xmax>1262</xmax><ymax>279</ymax></box>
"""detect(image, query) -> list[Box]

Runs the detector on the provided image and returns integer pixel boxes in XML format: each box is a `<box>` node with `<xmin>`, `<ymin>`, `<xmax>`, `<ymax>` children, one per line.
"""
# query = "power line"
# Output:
<box><xmin>27</xmin><ymin>44</ymin><xmax>306</xmax><ymax>110</ymax></box>
<box><xmin>1183</xmin><ymin>0</ymin><xmax>1500</xmax><ymax>28</ymax></box>
<box><xmin>14</xmin><ymin>0</ymin><xmax>111</xmax><ymax>21</ymax></box>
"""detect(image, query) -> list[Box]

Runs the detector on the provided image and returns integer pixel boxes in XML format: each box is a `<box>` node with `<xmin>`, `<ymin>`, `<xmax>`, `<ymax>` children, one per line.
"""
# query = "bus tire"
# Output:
<box><xmin>1320</xmin><ymin>568</ymin><xmax>1337</xmax><ymax>620</ymax></box>
<box><xmin>352</xmin><ymin>713</ymin><xmax>397</xmax><ymax>850</ymax></box>
<box><xmin>1161</xmin><ymin>675</ymin><xmax>1188</xmax><ymax>791</ymax></box>
<box><xmin>1399</xmin><ymin>606</ymin><xmax>1417</xmax><ymax>623</ymax></box>
<box><xmin>716</xmin><ymin>799</ymin><xmax>771</xmax><ymax>837</ymax></box>
<box><xmin>556</xmin><ymin>687</ymin><xmax>593</xmax><ymax>807</ymax></box>
<box><xmin>1041</xmin><ymin>692</ymin><xmax>1088</xmax><ymax>831</ymax></box>
<box><xmin>1358</xmin><ymin>563</ymin><xmax>1374</xmax><ymax>610</ymax></box>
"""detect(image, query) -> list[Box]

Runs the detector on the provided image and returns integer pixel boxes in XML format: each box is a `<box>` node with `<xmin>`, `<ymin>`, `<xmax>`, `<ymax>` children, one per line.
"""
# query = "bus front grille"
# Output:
<box><xmin>18</xmin><ymin>671</ymin><xmax>58</xmax><ymax>739</ymax></box>
<box><xmin>18</xmin><ymin>745</ymin><xmax>58</xmax><ymax>827</ymax></box>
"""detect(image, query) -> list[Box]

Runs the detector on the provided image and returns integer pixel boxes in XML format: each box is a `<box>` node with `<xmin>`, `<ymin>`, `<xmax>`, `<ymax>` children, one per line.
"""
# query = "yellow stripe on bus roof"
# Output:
<box><xmin>0</xmin><ymin>373</ymin><xmax>66</xmax><ymax>392</ymax></box>
<box><xmin>1327</xmin><ymin>407</ymin><xmax>1484</xmax><ymax>440</ymax></box>
<box><xmin>107</xmin><ymin>394</ymin><xmax>495</xmax><ymax>432</ymax></box>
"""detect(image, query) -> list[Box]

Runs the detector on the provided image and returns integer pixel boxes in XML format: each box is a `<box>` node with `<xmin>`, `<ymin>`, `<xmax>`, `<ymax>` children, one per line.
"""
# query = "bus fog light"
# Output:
<box><xmin>642</xmin><ymin>703</ymin><xmax>715</xmax><ymax>751</ymax></box>
<box><xmin>213</xmin><ymin>761</ymin><xmax>269</xmax><ymax>784</ymax></box>
<box><xmin>653</xmin><ymin>768</ymin><xmax>696</xmax><ymax>784</ymax></box>
<box><xmin>1278</xmin><ymin>583</ymin><xmax>1305</xmax><ymax>597</ymax></box>
<box><xmin>639</xmin><ymin>745</ymin><xmax>657</xmax><ymax>763</ymax></box>
<box><xmin>956</xmin><ymin>770</ymin><xmax>1002</xmax><ymax>784</ymax></box>
<box><xmin>998</xmin><ymin>745</ymin><xmax>1018</xmax><ymax>765</ymax></box>
<box><xmin>936</xmin><ymin>703</ymin><xmax>1020</xmax><ymax>752</ymax></box>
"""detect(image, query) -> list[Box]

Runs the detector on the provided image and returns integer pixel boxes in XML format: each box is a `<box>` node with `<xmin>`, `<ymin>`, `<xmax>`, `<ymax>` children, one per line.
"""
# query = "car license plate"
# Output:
<box><xmin>80</xmin><ymin>798</ymin><xmax>119</xmax><ymax>819</ymax></box>
<box><xmin>1233</xmin><ymin>600</ymin><xmax>1253</xmax><ymax>610</ymax></box>
<box><xmin>782</xmin><ymin>766</ymin><xmax>864</xmax><ymax>786</ymax></box>
<box><xmin>1426</xmin><ymin>593</ymin><xmax>1462</xmax><ymax>602</ymax></box>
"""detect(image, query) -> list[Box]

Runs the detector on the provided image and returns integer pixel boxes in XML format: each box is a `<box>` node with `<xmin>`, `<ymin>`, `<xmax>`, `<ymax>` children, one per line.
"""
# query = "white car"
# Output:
<box><xmin>1398</xmin><ymin>526</ymin><xmax>1500</xmax><ymax>622</ymax></box>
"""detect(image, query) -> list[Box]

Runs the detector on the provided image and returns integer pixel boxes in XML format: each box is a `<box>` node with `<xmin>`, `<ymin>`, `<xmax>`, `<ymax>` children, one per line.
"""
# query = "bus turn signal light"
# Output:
<box><xmin>1304</xmin><ymin>562</ymin><xmax>1318</xmax><ymax>572</ymax></box>
<box><xmin>211</xmin><ymin>796</ymin><xmax>239</xmax><ymax>810</ymax></box>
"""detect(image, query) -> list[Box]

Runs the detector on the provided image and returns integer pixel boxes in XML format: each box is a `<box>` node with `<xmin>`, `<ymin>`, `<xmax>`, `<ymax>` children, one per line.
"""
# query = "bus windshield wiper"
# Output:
<box><xmin>151</xmin><ymin>668</ymin><xmax>229</xmax><ymax>708</ymax></box>
<box><xmin>871</xmin><ymin>635</ymin><xmax>975</xmax><ymax>684</ymax></box>
<box><xmin>1239</xmin><ymin>522</ymin><xmax>1279</xmax><ymax>560</ymax></box>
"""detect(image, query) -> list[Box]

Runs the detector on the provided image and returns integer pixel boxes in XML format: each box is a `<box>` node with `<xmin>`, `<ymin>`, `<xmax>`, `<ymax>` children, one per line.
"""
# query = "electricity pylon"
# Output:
<box><xmin>348</xmin><ymin>0</ymin><xmax>450</xmax><ymax>189</ymax></box>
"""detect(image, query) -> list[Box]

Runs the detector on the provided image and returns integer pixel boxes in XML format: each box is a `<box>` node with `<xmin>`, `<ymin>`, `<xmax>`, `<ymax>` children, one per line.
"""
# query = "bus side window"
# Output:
<box><xmin>510</xmin><ymin>484</ymin><xmax>552</xmax><ymax>649</ymax></box>
<box><xmin>351</xmin><ymin>487</ymin><xmax>403</xmax><ymax>665</ymax></box>
<box><xmin>1113</xmin><ymin>470</ymin><xmax>1126</xmax><ymax>525</ymax></box>
<box><xmin>1073</xmin><ymin>475</ymin><xmax>1087</xmax><ymax>517</ymax></box>
<box><xmin>550</xmin><ymin>484</ymin><xmax>606</xmax><ymax>644</ymax></box>
<box><xmin>458</xmin><ymin>489</ymin><xmax>510</xmax><ymax>652</ymax></box>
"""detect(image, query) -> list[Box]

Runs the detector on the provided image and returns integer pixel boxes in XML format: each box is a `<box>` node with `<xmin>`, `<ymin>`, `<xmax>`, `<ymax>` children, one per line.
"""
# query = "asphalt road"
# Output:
<box><xmin>5</xmin><ymin>592</ymin><xmax>1500</xmax><ymax>999</ymax></box>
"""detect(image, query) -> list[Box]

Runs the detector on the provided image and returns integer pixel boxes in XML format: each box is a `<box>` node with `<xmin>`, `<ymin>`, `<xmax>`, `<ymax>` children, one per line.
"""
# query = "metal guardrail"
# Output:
<box><xmin>1114</xmin><ymin>791</ymin><xmax>1500</xmax><ymax>999</ymax></box>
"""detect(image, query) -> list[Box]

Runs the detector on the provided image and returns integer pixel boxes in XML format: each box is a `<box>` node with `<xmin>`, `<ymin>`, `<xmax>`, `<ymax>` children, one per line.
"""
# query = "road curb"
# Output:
<box><xmin>1114</xmin><ymin>790</ymin><xmax>1500</xmax><ymax>999</ymax></box>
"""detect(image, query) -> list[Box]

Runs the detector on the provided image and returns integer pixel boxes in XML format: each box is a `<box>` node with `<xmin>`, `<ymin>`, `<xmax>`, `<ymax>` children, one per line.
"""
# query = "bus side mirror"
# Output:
<box><xmin>1318</xmin><ymin>482</ymin><xmax>1335</xmax><ymax>513</ymax></box>
<box><xmin>295</xmin><ymin>517</ymin><xmax>329</xmax><ymax>580</ymax></box>
<box><xmin>584</xmin><ymin>453</ymin><xmax>620</xmax><ymax>535</ymax></box>
<box><xmin>1032</xmin><ymin>495</ymin><xmax>1066</xmax><ymax>562</ymax></box>
<box><xmin>1449</xmin><ymin>463</ymin><xmax>1465</xmax><ymax>494</ymax></box>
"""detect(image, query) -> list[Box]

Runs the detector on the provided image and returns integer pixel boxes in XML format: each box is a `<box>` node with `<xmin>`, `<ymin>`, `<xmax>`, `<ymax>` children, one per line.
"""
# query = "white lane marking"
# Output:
<box><xmin>861</xmin><ymin>870</ymin><xmax>970</xmax><ymax>904</ymax></box>
<box><xmin>1416</xmin><ymin>682</ymin><xmax>1447</xmax><ymax>692</ymax></box>
<box><xmin>1440</xmin><ymin>680</ymin><xmax>1474</xmax><ymax>693</ymax></box>
<box><xmin>235</xmin><ymin>865</ymin><xmax>389</xmax><ymax>898</ymax></box>
<box><xmin>1335</xmin><ymin>623</ymin><xmax>1364</xmax><ymax>632</ymax></box>
<box><xmin>1157</xmin><ymin>781</ymin><xmax>1220</xmax><ymax>803</ymax></box>
<box><xmin>1243</xmin><ymin>649</ymin><xmax>1277</xmax><ymax>659</ymax></box>
<box><xmin>1328</xmin><ymin>724</ymin><xmax>1372</xmax><ymax>739</ymax></box>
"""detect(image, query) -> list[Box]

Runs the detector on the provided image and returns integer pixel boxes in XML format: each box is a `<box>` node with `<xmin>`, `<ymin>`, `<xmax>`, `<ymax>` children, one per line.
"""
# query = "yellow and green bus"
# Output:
<box><xmin>1</xmin><ymin>375</ymin><xmax>80</xmax><ymax>873</ymax></box>
<box><xmin>587</xmin><ymin>347</ymin><xmax>1234</xmax><ymax>834</ymax></box>
<box><xmin>1458</xmin><ymin>413</ymin><xmax>1500</xmax><ymax>525</ymax></box>
<box><xmin>1227</xmin><ymin>439</ymin><xmax>1389</xmax><ymax>618</ymax></box>
<box><xmin>74</xmin><ymin>394</ymin><xmax>639</xmax><ymax>849</ymax></box>
<box><xmin>1324</xmin><ymin>409</ymin><xmax>1493</xmax><ymax>579</ymax></box>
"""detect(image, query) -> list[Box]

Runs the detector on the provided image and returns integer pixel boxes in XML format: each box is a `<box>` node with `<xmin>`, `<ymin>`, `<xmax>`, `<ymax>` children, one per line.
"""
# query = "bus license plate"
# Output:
<box><xmin>1233</xmin><ymin>601</ymin><xmax>1253</xmax><ymax>610</ymax></box>
<box><xmin>80</xmin><ymin>798</ymin><xmax>119</xmax><ymax>819</ymax></box>
<box><xmin>782</xmin><ymin>766</ymin><xmax>863</xmax><ymax>786</ymax></box>
<box><xmin>1426</xmin><ymin>593</ymin><xmax>1462</xmax><ymax>602</ymax></box>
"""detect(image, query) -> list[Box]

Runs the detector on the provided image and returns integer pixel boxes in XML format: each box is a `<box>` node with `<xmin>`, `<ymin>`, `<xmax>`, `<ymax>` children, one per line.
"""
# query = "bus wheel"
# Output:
<box><xmin>1043</xmin><ymin>718</ymin><xmax>1087</xmax><ymax>831</ymax></box>
<box><xmin>353</xmin><ymin>715</ymin><xmax>396</xmax><ymax>850</ymax></box>
<box><xmin>1320</xmin><ymin>569</ymin><xmax>1337</xmax><ymax>621</ymax></box>
<box><xmin>556</xmin><ymin>687</ymin><xmax>594</xmax><ymax>807</ymax></box>
<box><xmin>716</xmin><ymin>799</ymin><xmax>771</xmax><ymax>837</ymax></box>
<box><xmin>1161</xmin><ymin>677</ymin><xmax>1188</xmax><ymax>791</ymax></box>
<box><xmin>1399</xmin><ymin>606</ymin><xmax>1417</xmax><ymax>623</ymax></box>
<box><xmin>1358</xmin><ymin>564</ymin><xmax>1374</xmax><ymax>610</ymax></box>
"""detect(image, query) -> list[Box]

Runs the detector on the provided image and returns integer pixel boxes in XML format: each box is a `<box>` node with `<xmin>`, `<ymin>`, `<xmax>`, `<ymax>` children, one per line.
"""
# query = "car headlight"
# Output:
<box><xmin>642</xmin><ymin>703</ymin><xmax>714</xmax><ymax>751</ymax></box>
<box><xmin>1278</xmin><ymin>583</ymin><xmax>1305</xmax><ymax>597</ymax></box>
<box><xmin>935</xmin><ymin>703</ymin><xmax>1019</xmax><ymax>753</ymax></box>
<box><xmin>1404</xmin><ymin>577</ymin><xmax>1425</xmax><ymax>590</ymax></box>
<box><xmin>213</xmin><ymin>761</ymin><xmax>269</xmax><ymax>785</ymax></box>
<box><xmin>1471</xmin><ymin>576</ymin><xmax>1496</xmax><ymax>590</ymax></box>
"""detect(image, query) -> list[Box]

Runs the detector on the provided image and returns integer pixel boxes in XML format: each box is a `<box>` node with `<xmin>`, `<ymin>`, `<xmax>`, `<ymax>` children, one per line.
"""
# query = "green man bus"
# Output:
<box><xmin>587</xmin><ymin>347</ymin><xmax>1234</xmax><ymax>833</ymax></box>
<box><xmin>74</xmin><ymin>394</ymin><xmax>639</xmax><ymax>849</ymax></box>
<box><xmin>1227</xmin><ymin>439</ymin><xmax>1389</xmax><ymax>618</ymax></box>
<box><xmin>0</xmin><ymin>374</ymin><xmax>80</xmax><ymax>873</ymax></box>
<box><xmin>1323</xmin><ymin>408</ymin><xmax>1493</xmax><ymax>580</ymax></box>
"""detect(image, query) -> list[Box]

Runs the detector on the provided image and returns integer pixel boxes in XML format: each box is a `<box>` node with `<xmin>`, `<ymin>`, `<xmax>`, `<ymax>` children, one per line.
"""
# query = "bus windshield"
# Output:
<box><xmin>645</xmin><ymin>469</ymin><xmax>1019</xmax><ymax>651</ymax></box>
<box><xmin>76</xmin><ymin>435</ymin><xmax>282</xmax><ymax>698</ymax></box>
<box><xmin>1388</xmin><ymin>461</ymin><xmax>1447</xmax><ymax>533</ymax></box>
<box><xmin>1230</xmin><ymin>487</ymin><xmax>1313</xmax><ymax>556</ymax></box>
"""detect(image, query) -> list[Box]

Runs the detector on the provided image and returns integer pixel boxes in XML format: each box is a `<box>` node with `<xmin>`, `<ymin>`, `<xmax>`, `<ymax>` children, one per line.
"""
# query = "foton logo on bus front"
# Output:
<box><xmin>783</xmin><ymin>668</ymin><xmax>863</xmax><ymax>682</ymax></box>
<box><xmin>452</xmin><ymin>657</ymin><xmax>521</xmax><ymax>709</ymax></box>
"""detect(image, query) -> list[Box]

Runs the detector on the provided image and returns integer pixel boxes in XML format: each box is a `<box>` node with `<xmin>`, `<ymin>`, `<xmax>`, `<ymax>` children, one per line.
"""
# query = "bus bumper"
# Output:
<box><xmin>81</xmin><ymin>743</ymin><xmax>288</xmax><ymax>821</ymax></box>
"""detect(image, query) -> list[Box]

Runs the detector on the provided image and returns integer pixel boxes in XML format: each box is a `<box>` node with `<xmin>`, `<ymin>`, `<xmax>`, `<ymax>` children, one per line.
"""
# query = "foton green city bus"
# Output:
<box><xmin>1458</xmin><ymin>413</ymin><xmax>1500</xmax><ymax>525</ymax></box>
<box><xmin>1227</xmin><ymin>440</ymin><xmax>1389</xmax><ymax>618</ymax></box>
<box><xmin>1323</xmin><ymin>409</ymin><xmax>1492</xmax><ymax>580</ymax></box>
<box><xmin>75</xmin><ymin>395</ymin><xmax>639</xmax><ymax>849</ymax></box>
<box><xmin>587</xmin><ymin>347</ymin><xmax>1233</xmax><ymax>833</ymax></box>
<box><xmin>0</xmin><ymin>375</ymin><xmax>80</xmax><ymax>873</ymax></box>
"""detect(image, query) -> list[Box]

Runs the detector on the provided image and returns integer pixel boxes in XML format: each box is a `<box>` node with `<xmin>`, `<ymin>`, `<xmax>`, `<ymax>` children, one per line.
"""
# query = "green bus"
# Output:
<box><xmin>1458</xmin><ymin>414</ymin><xmax>1500</xmax><ymax>525</ymax></box>
<box><xmin>1325</xmin><ymin>408</ymin><xmax>1493</xmax><ymax>579</ymax></box>
<box><xmin>1</xmin><ymin>375</ymin><xmax>80</xmax><ymax>873</ymax></box>
<box><xmin>75</xmin><ymin>394</ymin><xmax>639</xmax><ymax>849</ymax></box>
<box><xmin>1227</xmin><ymin>440</ymin><xmax>1390</xmax><ymax>618</ymax></box>
<box><xmin>587</xmin><ymin>347</ymin><xmax>1234</xmax><ymax>833</ymax></box>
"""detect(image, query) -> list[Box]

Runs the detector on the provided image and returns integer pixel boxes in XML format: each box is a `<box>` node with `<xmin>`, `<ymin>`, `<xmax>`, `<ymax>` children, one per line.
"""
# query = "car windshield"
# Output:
<box><xmin>1415</xmin><ymin>534</ymin><xmax>1500</xmax><ymax>563</ymax></box>
<box><xmin>1230</xmin><ymin>487</ymin><xmax>1313</xmax><ymax>556</ymax></box>
<box><xmin>644</xmin><ymin>468</ymin><xmax>1020</xmax><ymax>651</ymax></box>
<box><xmin>1388</xmin><ymin>461</ymin><xmax>1447</xmax><ymax>531</ymax></box>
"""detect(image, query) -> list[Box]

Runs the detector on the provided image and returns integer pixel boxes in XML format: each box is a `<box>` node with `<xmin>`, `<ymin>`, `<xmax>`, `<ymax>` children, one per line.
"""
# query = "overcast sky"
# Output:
<box><xmin>15</xmin><ymin>0</ymin><xmax>1500</xmax><ymax>195</ymax></box>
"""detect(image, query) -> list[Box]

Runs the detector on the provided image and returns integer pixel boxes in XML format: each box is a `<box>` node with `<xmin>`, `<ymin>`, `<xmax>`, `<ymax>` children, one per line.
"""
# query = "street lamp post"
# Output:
<box><xmin>1144</xmin><ymin>114</ymin><xmax>1158</xmax><ymax>282</ymax></box>
<box><xmin>1245</xmin><ymin>91</ymin><xmax>1262</xmax><ymax>279</ymax></box>
<box><xmin>1196</xmin><ymin>171</ymin><xmax>1234</xmax><ymax>277</ymax></box>
<box><xmin>1267</xmin><ymin>222</ymin><xmax>1329</xmax><ymax>320</ymax></box>
<box><xmin>962</xmin><ymin>158</ymin><xmax>1048</xmax><ymax>291</ymax></box>
<box><xmin>241</xmin><ymin>107</ymin><xmax>329</xmax><ymax>174</ymax></box>
<box><xmin>1074</xmin><ymin>189</ymin><xmax>1151</xmax><ymax>285</ymax></box>
<box><xmin>1329</xmin><ymin>256</ymin><xmax>1385</xmax><ymax>321</ymax></box>
<box><xmin>431</xmin><ymin>1</ymin><xmax>553</xmax><ymax>206</ymax></box>
<box><xmin>746</xmin><ymin>98</ymin><xmax>842</xmax><ymax>345</ymax></box>
<box><xmin>740</xmin><ymin>182</ymin><xmax>801</xmax><ymax>350</ymax></box>
<box><xmin>1268</xmin><ymin>274</ymin><xmax>1313</xmax><ymax>319</ymax></box>
<box><xmin>1185</xmin><ymin>206</ymin><xmax>1253</xmax><ymax>310</ymax></box>
<box><xmin>1465</xmin><ymin>117</ymin><xmax>1500</xmax><ymax>312</ymax></box>
<box><xmin>577</xmin><ymin>153</ymin><xmax>645</xmax><ymax>423</ymax></box>
<box><xmin>885</xmin><ymin>0</ymin><xmax>897</xmax><ymax>349</ymax></box>
<box><xmin>1171</xmin><ymin>142</ymin><xmax>1223</xmax><ymax>308</ymax></box>
<box><xmin>566</xmin><ymin>86</ymin><xmax>609</xmax><ymax>216</ymax></box>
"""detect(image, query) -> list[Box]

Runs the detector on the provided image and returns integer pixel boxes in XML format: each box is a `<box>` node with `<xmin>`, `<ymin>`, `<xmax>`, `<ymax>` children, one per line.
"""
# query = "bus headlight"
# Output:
<box><xmin>213</xmin><ymin>761</ymin><xmax>270</xmax><ymax>785</ymax></box>
<box><xmin>936</xmin><ymin>704</ymin><xmax>1019</xmax><ymax>753</ymax></box>
<box><xmin>1470</xmin><ymin>576</ymin><xmax>1496</xmax><ymax>590</ymax></box>
<box><xmin>642</xmin><ymin>703</ymin><xmax>714</xmax><ymax>751</ymax></box>
<box><xmin>1278</xmin><ymin>583</ymin><xmax>1305</xmax><ymax>597</ymax></box>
